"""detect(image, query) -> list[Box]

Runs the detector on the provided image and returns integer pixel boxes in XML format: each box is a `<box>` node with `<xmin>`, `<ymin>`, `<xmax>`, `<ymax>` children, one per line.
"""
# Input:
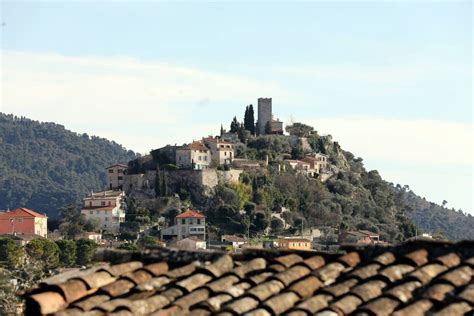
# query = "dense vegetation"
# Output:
<box><xmin>0</xmin><ymin>113</ymin><xmax>137</xmax><ymax>219</ymax></box>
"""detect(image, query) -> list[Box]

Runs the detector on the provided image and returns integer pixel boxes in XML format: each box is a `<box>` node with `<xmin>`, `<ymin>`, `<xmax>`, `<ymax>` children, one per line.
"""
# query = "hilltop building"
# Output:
<box><xmin>176</xmin><ymin>141</ymin><xmax>211</xmax><ymax>170</ymax></box>
<box><xmin>106</xmin><ymin>164</ymin><xmax>128</xmax><ymax>190</ymax></box>
<box><xmin>161</xmin><ymin>210</ymin><xmax>206</xmax><ymax>241</ymax></box>
<box><xmin>202</xmin><ymin>136</ymin><xmax>234</xmax><ymax>166</ymax></box>
<box><xmin>80</xmin><ymin>190</ymin><xmax>126</xmax><ymax>232</ymax></box>
<box><xmin>301</xmin><ymin>153</ymin><xmax>329</xmax><ymax>174</ymax></box>
<box><xmin>0</xmin><ymin>208</ymin><xmax>47</xmax><ymax>237</ymax></box>
<box><xmin>257</xmin><ymin>98</ymin><xmax>284</xmax><ymax>135</ymax></box>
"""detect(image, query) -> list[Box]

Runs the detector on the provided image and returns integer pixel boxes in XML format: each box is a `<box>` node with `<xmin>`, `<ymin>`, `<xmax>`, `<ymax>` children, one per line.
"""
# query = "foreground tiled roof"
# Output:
<box><xmin>23</xmin><ymin>240</ymin><xmax>474</xmax><ymax>315</ymax></box>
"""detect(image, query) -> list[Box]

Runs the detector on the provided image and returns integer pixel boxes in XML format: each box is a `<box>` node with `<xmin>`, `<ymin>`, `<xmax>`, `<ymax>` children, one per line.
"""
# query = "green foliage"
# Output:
<box><xmin>243</xmin><ymin>104</ymin><xmax>256</xmax><ymax>135</ymax></box>
<box><xmin>230</xmin><ymin>116</ymin><xmax>240</xmax><ymax>133</ymax></box>
<box><xmin>25</xmin><ymin>238</ymin><xmax>60</xmax><ymax>269</ymax></box>
<box><xmin>118</xmin><ymin>243</ymin><xmax>139</xmax><ymax>251</ymax></box>
<box><xmin>58</xmin><ymin>205</ymin><xmax>84</xmax><ymax>239</ymax></box>
<box><xmin>285</xmin><ymin>122</ymin><xmax>314</xmax><ymax>137</ymax></box>
<box><xmin>0</xmin><ymin>238</ymin><xmax>23</xmax><ymax>269</ymax></box>
<box><xmin>227</xmin><ymin>181</ymin><xmax>251</xmax><ymax>209</ymax></box>
<box><xmin>55</xmin><ymin>240</ymin><xmax>77</xmax><ymax>267</ymax></box>
<box><xmin>137</xmin><ymin>236</ymin><xmax>160</xmax><ymax>249</ymax></box>
<box><xmin>265</xmin><ymin>121</ymin><xmax>272</xmax><ymax>134</ymax></box>
<box><xmin>0</xmin><ymin>114</ymin><xmax>137</xmax><ymax>219</ymax></box>
<box><xmin>291</xmin><ymin>140</ymin><xmax>304</xmax><ymax>160</ymax></box>
<box><xmin>75</xmin><ymin>239</ymin><xmax>97</xmax><ymax>266</ymax></box>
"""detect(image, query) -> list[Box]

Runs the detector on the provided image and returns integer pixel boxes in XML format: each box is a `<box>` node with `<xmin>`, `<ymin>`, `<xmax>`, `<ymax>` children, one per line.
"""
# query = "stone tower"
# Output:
<box><xmin>257</xmin><ymin>98</ymin><xmax>272</xmax><ymax>135</ymax></box>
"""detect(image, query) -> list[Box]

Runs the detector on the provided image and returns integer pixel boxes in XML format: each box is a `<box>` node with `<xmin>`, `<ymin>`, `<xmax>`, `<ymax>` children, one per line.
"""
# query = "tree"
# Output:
<box><xmin>58</xmin><ymin>205</ymin><xmax>84</xmax><ymax>240</ymax></box>
<box><xmin>56</xmin><ymin>240</ymin><xmax>77</xmax><ymax>267</ymax></box>
<box><xmin>253</xmin><ymin>212</ymin><xmax>270</xmax><ymax>233</ymax></box>
<box><xmin>285</xmin><ymin>122</ymin><xmax>314</xmax><ymax>137</ymax></box>
<box><xmin>291</xmin><ymin>140</ymin><xmax>304</xmax><ymax>160</ymax></box>
<box><xmin>84</xmin><ymin>218</ymin><xmax>100</xmax><ymax>232</ymax></box>
<box><xmin>271</xmin><ymin>217</ymin><xmax>285</xmax><ymax>233</ymax></box>
<box><xmin>155</xmin><ymin>167</ymin><xmax>162</xmax><ymax>197</ymax></box>
<box><xmin>25</xmin><ymin>238</ymin><xmax>60</xmax><ymax>269</ymax></box>
<box><xmin>230</xmin><ymin>117</ymin><xmax>239</xmax><ymax>133</ymax></box>
<box><xmin>244</xmin><ymin>104</ymin><xmax>256</xmax><ymax>134</ymax></box>
<box><xmin>227</xmin><ymin>181</ymin><xmax>251</xmax><ymax>209</ymax></box>
<box><xmin>137</xmin><ymin>236</ymin><xmax>159</xmax><ymax>249</ymax></box>
<box><xmin>75</xmin><ymin>239</ymin><xmax>97</xmax><ymax>266</ymax></box>
<box><xmin>0</xmin><ymin>238</ymin><xmax>23</xmax><ymax>269</ymax></box>
<box><xmin>265</xmin><ymin>121</ymin><xmax>272</xmax><ymax>135</ymax></box>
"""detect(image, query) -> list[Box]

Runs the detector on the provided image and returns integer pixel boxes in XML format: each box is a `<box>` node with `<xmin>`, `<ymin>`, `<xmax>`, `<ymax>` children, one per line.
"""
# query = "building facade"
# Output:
<box><xmin>80</xmin><ymin>190</ymin><xmax>126</xmax><ymax>232</ymax></box>
<box><xmin>202</xmin><ymin>136</ymin><xmax>234</xmax><ymax>165</ymax></box>
<box><xmin>0</xmin><ymin>208</ymin><xmax>48</xmax><ymax>237</ymax></box>
<box><xmin>275</xmin><ymin>238</ymin><xmax>312</xmax><ymax>250</ymax></box>
<box><xmin>176</xmin><ymin>142</ymin><xmax>211</xmax><ymax>170</ymax></box>
<box><xmin>176</xmin><ymin>237</ymin><xmax>206</xmax><ymax>250</ymax></box>
<box><xmin>257</xmin><ymin>98</ymin><xmax>284</xmax><ymax>135</ymax></box>
<box><xmin>161</xmin><ymin>210</ymin><xmax>206</xmax><ymax>241</ymax></box>
<box><xmin>106</xmin><ymin>164</ymin><xmax>128</xmax><ymax>190</ymax></box>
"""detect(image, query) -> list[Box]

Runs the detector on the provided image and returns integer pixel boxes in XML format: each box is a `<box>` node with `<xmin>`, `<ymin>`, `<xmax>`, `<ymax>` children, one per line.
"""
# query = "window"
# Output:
<box><xmin>96</xmin><ymin>210</ymin><xmax>100</xmax><ymax>214</ymax></box>
<box><xmin>89</xmin><ymin>202</ymin><xmax>92</xmax><ymax>207</ymax></box>
<box><xmin>181</xmin><ymin>219</ymin><xmax>186</xmax><ymax>225</ymax></box>
<box><xmin>225</xmin><ymin>152</ymin><xmax>227</xmax><ymax>156</ymax></box>
<box><xmin>105</xmin><ymin>217</ymin><xmax>109</xmax><ymax>222</ymax></box>
<box><xmin>108</xmin><ymin>201</ymin><xmax>111</xmax><ymax>206</ymax></box>
<box><xmin>179</xmin><ymin>156</ymin><xmax>182</xmax><ymax>161</ymax></box>
<box><xmin>198</xmin><ymin>156</ymin><xmax>202</xmax><ymax>161</ymax></box>
<box><xmin>118</xmin><ymin>176</ymin><xmax>123</xmax><ymax>180</ymax></box>
<box><xmin>197</xmin><ymin>219</ymin><xmax>201</xmax><ymax>225</ymax></box>
<box><xmin>101</xmin><ymin>201</ymin><xmax>106</xmax><ymax>206</ymax></box>
<box><xmin>108</xmin><ymin>169</ymin><xmax>114</xmax><ymax>173</ymax></box>
<box><xmin>204</xmin><ymin>156</ymin><xmax>207</xmax><ymax>161</ymax></box>
<box><xmin>118</xmin><ymin>169</ymin><xmax>123</xmax><ymax>173</ymax></box>
<box><xmin>90</xmin><ymin>210</ymin><xmax>93</xmax><ymax>215</ymax></box>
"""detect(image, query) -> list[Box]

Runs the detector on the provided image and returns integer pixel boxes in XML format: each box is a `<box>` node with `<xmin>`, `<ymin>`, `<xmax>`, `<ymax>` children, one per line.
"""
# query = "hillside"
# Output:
<box><xmin>0</xmin><ymin>113</ymin><xmax>138</xmax><ymax>219</ymax></box>
<box><xmin>128</xmin><ymin>119</ymin><xmax>473</xmax><ymax>241</ymax></box>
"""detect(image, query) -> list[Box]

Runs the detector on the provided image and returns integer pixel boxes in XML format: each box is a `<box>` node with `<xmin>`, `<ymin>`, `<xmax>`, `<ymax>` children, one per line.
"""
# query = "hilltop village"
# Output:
<box><xmin>3</xmin><ymin>97</ymin><xmax>441</xmax><ymax>262</ymax></box>
<box><xmin>67</xmin><ymin>98</ymin><xmax>390</xmax><ymax>251</ymax></box>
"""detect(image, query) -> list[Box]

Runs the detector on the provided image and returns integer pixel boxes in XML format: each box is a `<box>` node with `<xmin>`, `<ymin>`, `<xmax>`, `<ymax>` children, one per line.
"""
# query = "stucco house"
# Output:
<box><xmin>176</xmin><ymin>142</ymin><xmax>211</xmax><ymax>170</ymax></box>
<box><xmin>161</xmin><ymin>210</ymin><xmax>206</xmax><ymax>241</ymax></box>
<box><xmin>106</xmin><ymin>164</ymin><xmax>128</xmax><ymax>190</ymax></box>
<box><xmin>0</xmin><ymin>208</ymin><xmax>48</xmax><ymax>237</ymax></box>
<box><xmin>80</xmin><ymin>190</ymin><xmax>126</xmax><ymax>232</ymax></box>
<box><xmin>202</xmin><ymin>136</ymin><xmax>234</xmax><ymax>166</ymax></box>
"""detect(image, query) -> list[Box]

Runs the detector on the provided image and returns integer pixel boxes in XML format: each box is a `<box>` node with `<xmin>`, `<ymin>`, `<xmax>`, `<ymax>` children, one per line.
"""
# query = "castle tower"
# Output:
<box><xmin>257</xmin><ymin>97</ymin><xmax>272</xmax><ymax>135</ymax></box>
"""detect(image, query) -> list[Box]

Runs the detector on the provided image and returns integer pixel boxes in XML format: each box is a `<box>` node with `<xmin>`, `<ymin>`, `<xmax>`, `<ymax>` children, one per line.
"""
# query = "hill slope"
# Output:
<box><xmin>0</xmin><ymin>113</ymin><xmax>138</xmax><ymax>218</ymax></box>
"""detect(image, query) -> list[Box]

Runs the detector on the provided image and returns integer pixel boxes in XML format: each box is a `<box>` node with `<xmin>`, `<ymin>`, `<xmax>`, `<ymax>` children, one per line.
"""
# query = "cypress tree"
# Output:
<box><xmin>155</xmin><ymin>167</ymin><xmax>162</xmax><ymax>197</ymax></box>
<box><xmin>248</xmin><ymin>104</ymin><xmax>255</xmax><ymax>135</ymax></box>
<box><xmin>161</xmin><ymin>172</ymin><xmax>168</xmax><ymax>196</ymax></box>
<box><xmin>230</xmin><ymin>116</ymin><xmax>239</xmax><ymax>133</ymax></box>
<box><xmin>243</xmin><ymin>106</ymin><xmax>249</xmax><ymax>130</ymax></box>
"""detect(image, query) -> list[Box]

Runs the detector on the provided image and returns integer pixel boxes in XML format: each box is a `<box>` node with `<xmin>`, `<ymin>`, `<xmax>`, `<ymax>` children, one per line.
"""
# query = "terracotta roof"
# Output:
<box><xmin>22</xmin><ymin>240</ymin><xmax>474</xmax><ymax>315</ymax></box>
<box><xmin>106</xmin><ymin>163</ymin><xmax>128</xmax><ymax>169</ymax></box>
<box><xmin>222</xmin><ymin>235</ymin><xmax>248</xmax><ymax>243</ymax></box>
<box><xmin>180</xmin><ymin>141</ymin><xmax>209</xmax><ymax>152</ymax></box>
<box><xmin>0</xmin><ymin>207</ymin><xmax>46</xmax><ymax>218</ymax></box>
<box><xmin>176</xmin><ymin>210</ymin><xmax>205</xmax><ymax>219</ymax></box>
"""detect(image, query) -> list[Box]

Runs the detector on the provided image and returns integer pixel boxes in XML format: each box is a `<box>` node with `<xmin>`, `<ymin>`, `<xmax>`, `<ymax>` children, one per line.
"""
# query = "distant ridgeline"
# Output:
<box><xmin>0</xmin><ymin>113</ymin><xmax>138</xmax><ymax>219</ymax></box>
<box><xmin>123</xmin><ymin>101</ymin><xmax>473</xmax><ymax>241</ymax></box>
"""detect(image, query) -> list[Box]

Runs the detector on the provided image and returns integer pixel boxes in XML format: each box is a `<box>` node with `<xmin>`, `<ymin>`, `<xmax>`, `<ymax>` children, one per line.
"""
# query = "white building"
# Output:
<box><xmin>176</xmin><ymin>142</ymin><xmax>211</xmax><ymax>170</ymax></box>
<box><xmin>80</xmin><ymin>190</ymin><xmax>126</xmax><ymax>232</ymax></box>
<box><xmin>161</xmin><ymin>210</ymin><xmax>206</xmax><ymax>241</ymax></box>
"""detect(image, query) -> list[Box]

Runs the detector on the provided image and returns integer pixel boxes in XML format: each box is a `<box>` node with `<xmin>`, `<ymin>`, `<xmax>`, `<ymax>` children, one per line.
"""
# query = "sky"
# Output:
<box><xmin>1</xmin><ymin>1</ymin><xmax>472</xmax><ymax>214</ymax></box>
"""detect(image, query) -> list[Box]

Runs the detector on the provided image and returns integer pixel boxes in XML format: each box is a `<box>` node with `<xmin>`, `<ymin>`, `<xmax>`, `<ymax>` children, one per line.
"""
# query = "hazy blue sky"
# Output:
<box><xmin>1</xmin><ymin>1</ymin><xmax>472</xmax><ymax>215</ymax></box>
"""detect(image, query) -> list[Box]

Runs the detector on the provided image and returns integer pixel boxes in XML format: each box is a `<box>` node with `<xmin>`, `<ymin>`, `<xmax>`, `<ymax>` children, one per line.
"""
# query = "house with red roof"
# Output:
<box><xmin>0</xmin><ymin>208</ymin><xmax>48</xmax><ymax>237</ymax></box>
<box><xmin>161</xmin><ymin>210</ymin><xmax>206</xmax><ymax>243</ymax></box>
